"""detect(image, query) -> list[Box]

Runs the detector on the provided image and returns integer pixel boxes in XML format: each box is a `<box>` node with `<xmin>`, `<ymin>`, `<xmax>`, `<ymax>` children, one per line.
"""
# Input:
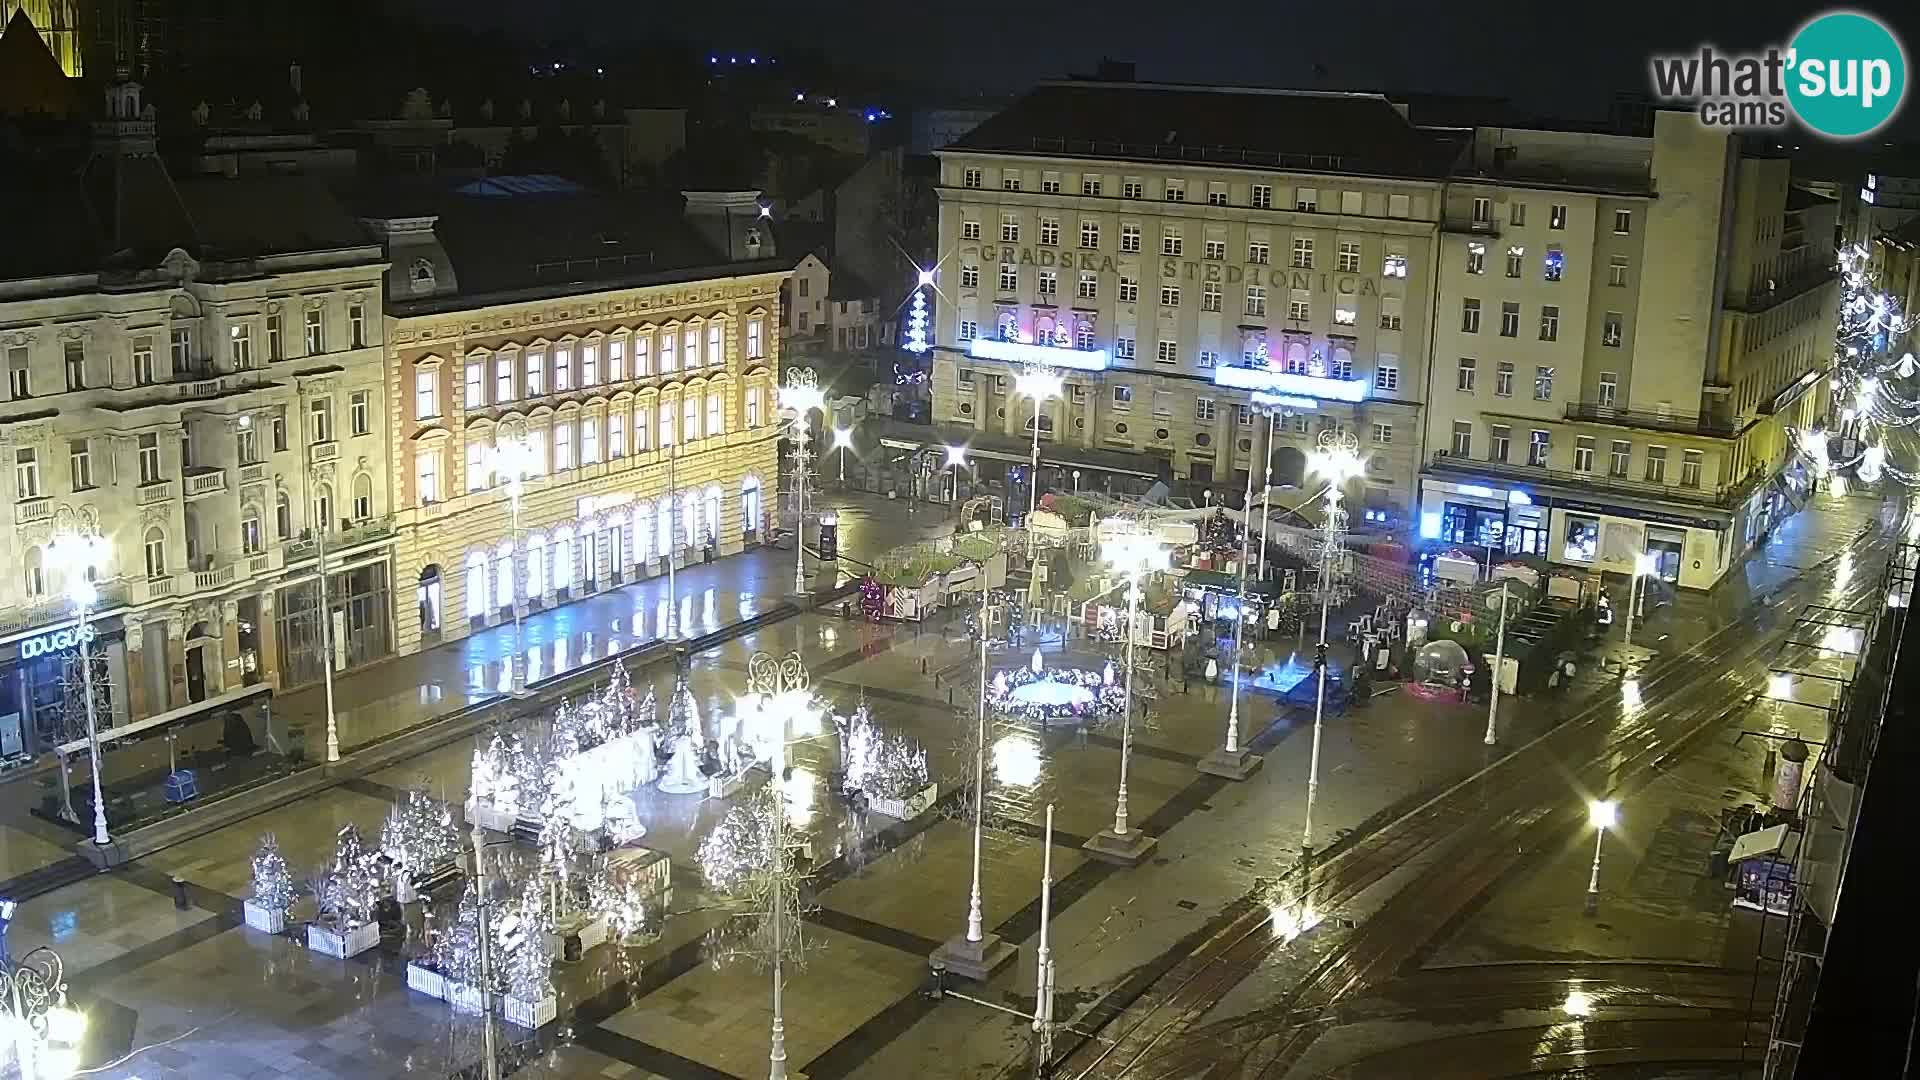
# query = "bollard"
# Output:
<box><xmin>948</xmin><ymin>687</ymin><xmax>954</xmax><ymax>705</ymax></box>
<box><xmin>172</xmin><ymin>877</ymin><xmax>190</xmax><ymax>910</ymax></box>
<box><xmin>922</xmin><ymin>657</ymin><xmax>929</xmax><ymax>674</ymax></box>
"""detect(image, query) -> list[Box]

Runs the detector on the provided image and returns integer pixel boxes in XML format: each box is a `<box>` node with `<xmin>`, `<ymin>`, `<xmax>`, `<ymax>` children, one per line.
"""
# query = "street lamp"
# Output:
<box><xmin>0</xmin><ymin>946</ymin><xmax>86</xmax><ymax>1080</ymax></box>
<box><xmin>832</xmin><ymin>426</ymin><xmax>854</xmax><ymax>484</ymax></box>
<box><xmin>1303</xmin><ymin>431</ymin><xmax>1364</xmax><ymax>848</ymax></box>
<box><xmin>1248</xmin><ymin>399</ymin><xmax>1293</xmax><ymax>581</ymax></box>
<box><xmin>1585</xmin><ymin>799</ymin><xmax>1617</xmax><ymax>915</ymax></box>
<box><xmin>486</xmin><ymin>425</ymin><xmax>540</xmax><ymax>696</ymax></box>
<box><xmin>1071</xmin><ymin>469</ymin><xmax>1081</xmax><ymax>493</ymax></box>
<box><xmin>1624</xmin><ymin>551</ymin><xmax>1657</xmax><ymax>647</ymax></box>
<box><xmin>943</xmin><ymin>445</ymin><xmax>967</xmax><ymax>506</ymax></box>
<box><xmin>47</xmin><ymin>512</ymin><xmax>111</xmax><ymax>848</ymax></box>
<box><xmin>1085</xmin><ymin>523</ymin><xmax>1170</xmax><ymax>866</ymax></box>
<box><xmin>1200</xmin><ymin>427</ymin><xmax>1263</xmax><ymax>780</ymax></box>
<box><xmin>299</xmin><ymin>384</ymin><xmax>342</xmax><ymax>763</ymax></box>
<box><xmin>779</xmin><ymin>369</ymin><xmax>826</xmax><ymax>596</ymax></box>
<box><xmin>1013</xmin><ymin>366</ymin><xmax>1063</xmax><ymax>557</ymax></box>
<box><xmin>1484</xmin><ymin>580</ymin><xmax>1510</xmax><ymax>746</ymax></box>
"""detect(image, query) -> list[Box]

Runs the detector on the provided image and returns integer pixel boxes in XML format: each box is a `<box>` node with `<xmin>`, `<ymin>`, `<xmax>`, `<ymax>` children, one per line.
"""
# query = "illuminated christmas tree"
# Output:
<box><xmin>904</xmin><ymin>288</ymin><xmax>930</xmax><ymax>354</ymax></box>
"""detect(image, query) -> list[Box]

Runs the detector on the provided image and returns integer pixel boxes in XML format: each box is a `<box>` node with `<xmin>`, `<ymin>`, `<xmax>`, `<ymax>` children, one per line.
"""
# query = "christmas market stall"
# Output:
<box><xmin>861</xmin><ymin>530</ymin><xmax>1011</xmax><ymax>621</ymax></box>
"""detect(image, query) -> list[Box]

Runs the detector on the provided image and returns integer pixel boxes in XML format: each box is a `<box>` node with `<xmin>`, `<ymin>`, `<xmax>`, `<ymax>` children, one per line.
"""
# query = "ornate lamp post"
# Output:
<box><xmin>1084</xmin><ymin>523</ymin><xmax>1169</xmax><ymax>866</ymax></box>
<box><xmin>1249</xmin><ymin>396</ymin><xmax>1295</xmax><ymax>582</ymax></box>
<box><xmin>0</xmin><ymin>946</ymin><xmax>86</xmax><ymax>1080</ymax></box>
<box><xmin>1013</xmin><ymin>366</ymin><xmax>1063</xmax><ymax>557</ymax></box>
<box><xmin>832</xmin><ymin>426</ymin><xmax>854</xmax><ymax>484</ymax></box>
<box><xmin>47</xmin><ymin>508</ymin><xmax>111</xmax><ymax>848</ymax></box>
<box><xmin>1199</xmin><ymin>423</ymin><xmax>1263</xmax><ymax>781</ymax></box>
<box><xmin>779</xmin><ymin>368</ymin><xmax>826</xmax><ymax>596</ymax></box>
<box><xmin>1303</xmin><ymin>431</ymin><xmax>1364</xmax><ymax>848</ymax></box>
<box><xmin>486</xmin><ymin>422</ymin><xmax>539</xmax><ymax>696</ymax></box>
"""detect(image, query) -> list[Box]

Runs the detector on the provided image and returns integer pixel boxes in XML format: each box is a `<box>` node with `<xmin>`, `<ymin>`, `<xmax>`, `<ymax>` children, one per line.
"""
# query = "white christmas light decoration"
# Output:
<box><xmin>904</xmin><ymin>287</ymin><xmax>930</xmax><ymax>354</ymax></box>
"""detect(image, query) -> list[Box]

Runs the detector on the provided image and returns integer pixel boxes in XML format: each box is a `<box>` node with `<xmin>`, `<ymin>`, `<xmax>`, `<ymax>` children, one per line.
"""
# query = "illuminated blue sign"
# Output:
<box><xmin>1211</xmin><ymin>365</ymin><xmax>1371</xmax><ymax>402</ymax></box>
<box><xmin>967</xmin><ymin>339</ymin><xmax>1110</xmax><ymax>371</ymax></box>
<box><xmin>20</xmin><ymin>624</ymin><xmax>96</xmax><ymax>660</ymax></box>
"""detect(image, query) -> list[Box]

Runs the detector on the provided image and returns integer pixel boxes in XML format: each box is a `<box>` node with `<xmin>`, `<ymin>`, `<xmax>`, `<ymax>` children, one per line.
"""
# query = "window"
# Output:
<box><xmin>527</xmin><ymin>350</ymin><xmax>547</xmax><ymax>393</ymax></box>
<box><xmin>1244</xmin><ymin>285</ymin><xmax>1266</xmax><ymax>316</ymax></box>
<box><xmin>1549</xmin><ymin>204</ymin><xmax>1567</xmax><ymax>229</ymax></box>
<box><xmin>962</xmin><ymin>220</ymin><xmax>981</xmax><ymax>240</ymax></box>
<box><xmin>1112</xmin><ymin>387</ymin><xmax>1135</xmax><ymax>410</ymax></box>
<box><xmin>1195</xmin><ymin>398</ymin><xmax>1216</xmax><ymax>421</ymax></box>
<box><xmin>1080</xmin><ymin>220</ymin><xmax>1099</xmax><ymax>248</ymax></box>
<box><xmin>1207</xmin><ymin>183</ymin><xmax>1228</xmax><ymax>206</ymax></box>
<box><xmin>1197</xmin><ymin>349</ymin><xmax>1220</xmax><ymax>369</ymax></box>
<box><xmin>1288</xmin><ymin>290</ymin><xmax>1310</xmax><ymax>321</ymax></box>
<box><xmin>1528</xmin><ymin>429</ymin><xmax>1550</xmax><ymax>466</ymax></box>
<box><xmin>1597</xmin><ymin>372</ymin><xmax>1618</xmax><ymax>407</ymax></box>
<box><xmin>266</xmin><ymin>315</ymin><xmax>284</xmax><ymax>361</ymax></box>
<box><xmin>1539</xmin><ymin>305</ymin><xmax>1560</xmax><ymax>341</ymax></box>
<box><xmin>465</xmin><ymin>361</ymin><xmax>485</xmax><ymax>407</ymax></box>
<box><xmin>746</xmin><ymin>320</ymin><xmax>764</xmax><ymax>359</ymax></box>
<box><xmin>1534</xmin><ymin>365</ymin><xmax>1555</xmax><ymax>401</ymax></box>
<box><xmin>1490</xmin><ymin>424</ymin><xmax>1511</xmax><ymax>462</ymax></box>
<box><xmin>242</xmin><ymin>509</ymin><xmax>263</xmax><ymax>555</ymax></box>
<box><xmin>554</xmin><ymin>421</ymin><xmax>574</xmax><ymax>470</ymax></box>
<box><xmin>349</xmin><ymin>303</ymin><xmax>367</xmax><ymax>348</ymax></box>
<box><xmin>582</xmin><ymin>415</ymin><xmax>602</xmax><ymax>463</ymax></box>
<box><xmin>1574</xmin><ymin>436</ymin><xmax>1595</xmax><ymax>472</ymax></box>
<box><xmin>1451</xmin><ymin>421</ymin><xmax>1472</xmax><ymax>456</ymax></box>
<box><xmin>304</xmin><ymin>308</ymin><xmax>324</xmax><ymax>353</ymax></box>
<box><xmin>1613</xmin><ymin>209</ymin><xmax>1632</xmax><ymax>234</ymax></box>
<box><xmin>1378</xmin><ymin>296</ymin><xmax>1403</xmax><ymax>333</ymax></box>
<box><xmin>609</xmin><ymin>411</ymin><xmax>628</xmax><ymax>458</ymax></box>
<box><xmin>608</xmin><ymin>339</ymin><xmax>626</xmax><ymax>380</ymax></box>
<box><xmin>1375</xmin><ymin>358</ymin><xmax>1399</xmax><ymax>392</ymax></box>
<box><xmin>1152</xmin><ymin>390</ymin><xmax>1172</xmax><ymax>417</ymax></box>
<box><xmin>1334</xmin><ymin>303</ymin><xmax>1356</xmax><ymax>326</ymax></box>
<box><xmin>1506</xmin><ymin>245</ymin><xmax>1525</xmax><ymax>278</ymax></box>
<box><xmin>1602</xmin><ymin>312</ymin><xmax>1623</xmax><ymax>347</ymax></box>
<box><xmin>225</xmin><ymin>324</ymin><xmax>252</xmax><ymax>371</ymax></box>
<box><xmin>636</xmin><ymin>406</ymin><xmax>653</xmax><ymax>450</ymax></box>
<box><xmin>417</xmin><ymin>448</ymin><xmax>441</xmax><ymax>502</ymax></box>
<box><xmin>1123</xmin><ymin>178</ymin><xmax>1144</xmax><ymax>199</ymax></box>
<box><xmin>1248</xmin><ymin>242</ymin><xmax>1270</xmax><ymax>265</ymax></box>
<box><xmin>637</xmin><ymin>335</ymin><xmax>656</xmax><ymax>376</ymax></box>
<box><xmin>1500</xmin><ymin>302</ymin><xmax>1520</xmax><ymax>337</ymax></box>
<box><xmin>496</xmin><ymin>357</ymin><xmax>515</xmax><ymax>401</ymax></box>
<box><xmin>1164</xmin><ymin>179</ymin><xmax>1185</xmax><ymax>202</ymax></box>
<box><xmin>1116</xmin><ymin>337</ymin><xmax>1135</xmax><ymax>359</ymax></box>
<box><xmin>1608</xmin><ymin>255</ymin><xmax>1629</xmax><ymax>287</ymax></box>
<box><xmin>352</xmin><ymin>474</ymin><xmax>372</xmax><ymax>520</ymax></box>
<box><xmin>1295</xmin><ymin>187</ymin><xmax>1317</xmax><ymax>211</ymax></box>
<box><xmin>1119</xmin><ymin>276</ymin><xmax>1139</xmax><ymax>302</ymax></box>
<box><xmin>1341</xmin><ymin>190</ymin><xmax>1363</xmax><ymax>215</ymax></box>
<box><xmin>1291</xmin><ymin>237</ymin><xmax>1314</xmax><ymax>268</ymax></box>
<box><xmin>554</xmin><ymin>344</ymin><xmax>573</xmax><ymax>388</ymax></box>
<box><xmin>271</xmin><ymin>408</ymin><xmax>287</xmax><ymax>452</ymax></box>
<box><xmin>1495</xmin><ymin>361</ymin><xmax>1514</xmax><ymax>397</ymax></box>
<box><xmin>1543</xmin><ymin>247</ymin><xmax>1564</xmax><ymax>282</ymax></box>
<box><xmin>1466</xmin><ymin>242</ymin><xmax>1486</xmax><ymax>274</ymax></box>
<box><xmin>583</xmin><ymin>343</ymin><xmax>600</xmax><ymax>385</ymax></box>
<box><xmin>1202</xmin><ymin>281</ymin><xmax>1222</xmax><ymax>311</ymax></box>
<box><xmin>1204</xmin><ymin>239</ymin><xmax>1226</xmax><ymax>261</ymax></box>
<box><xmin>1461</xmin><ymin>298</ymin><xmax>1481</xmax><ymax>333</ymax></box>
<box><xmin>1077</xmin><ymin>272</ymin><xmax>1098</xmax><ymax>299</ymax></box>
<box><xmin>1120</xmin><ymin>224</ymin><xmax>1141</xmax><ymax>252</ymax></box>
<box><xmin>963</xmin><ymin>167</ymin><xmax>982</xmax><ymax>189</ymax></box>
<box><xmin>958</xmin><ymin>320</ymin><xmax>978</xmax><ymax>341</ymax></box>
<box><xmin>682</xmin><ymin>395</ymin><xmax>699</xmax><ymax>441</ymax></box>
<box><xmin>1081</xmin><ymin>176</ymin><xmax>1102</xmax><ymax>196</ymax></box>
<box><xmin>1646</xmin><ymin>445</ymin><xmax>1668</xmax><ymax>483</ymax></box>
<box><xmin>1161</xmin><ymin>228</ymin><xmax>1182</xmax><ymax>256</ymax></box>
<box><xmin>415</xmin><ymin>368</ymin><xmax>439</xmax><ymax>419</ymax></box>
<box><xmin>1039</xmin><ymin>270</ymin><xmax>1057</xmax><ymax>296</ymax></box>
<box><xmin>1041</xmin><ymin>173</ymin><xmax>1061</xmax><ymax>194</ymax></box>
<box><xmin>1457</xmin><ymin>357</ymin><xmax>1477</xmax><ymax>392</ymax></box>
<box><xmin>144</xmin><ymin>528</ymin><xmax>166</xmax><ymax>579</ymax></box>
<box><xmin>138</xmin><ymin>433</ymin><xmax>161</xmax><ymax>483</ymax></box>
<box><xmin>466</xmin><ymin>442</ymin><xmax>488</xmax><ymax>492</ymax></box>
<box><xmin>999</xmin><ymin>264</ymin><xmax>1018</xmax><ymax>292</ymax></box>
<box><xmin>351</xmin><ymin>390</ymin><xmax>370</xmax><ymax>436</ymax></box>
<box><xmin>1040</xmin><ymin>217</ymin><xmax>1060</xmax><ymax>246</ymax></box>
<box><xmin>1472</xmin><ymin>197</ymin><xmax>1492</xmax><ymax>224</ymax></box>
<box><xmin>170</xmin><ymin>327</ymin><xmax>193</xmax><ymax>372</ymax></box>
<box><xmin>1003</xmin><ymin>173</ymin><xmax>1021</xmax><ymax>191</ymax></box>
<box><xmin>1383</xmin><ymin>245</ymin><xmax>1408</xmax><ymax>278</ymax></box>
<box><xmin>1001</xmin><ymin>214</ymin><xmax>1020</xmax><ymax>242</ymax></box>
<box><xmin>1609</xmin><ymin>440</ymin><xmax>1631</xmax><ymax>478</ymax></box>
<box><xmin>1251</xmin><ymin>184</ymin><xmax>1273</xmax><ymax>209</ymax></box>
<box><xmin>309</xmin><ymin>396</ymin><xmax>333</xmax><ymax>444</ymax></box>
<box><xmin>1077</xmin><ymin>323</ymin><xmax>1095</xmax><ymax>350</ymax></box>
<box><xmin>1337</xmin><ymin>241</ymin><xmax>1360</xmax><ymax>273</ymax></box>
<box><xmin>1371</xmin><ymin>423</ymin><xmax>1393</xmax><ymax>444</ymax></box>
<box><xmin>1156</xmin><ymin>340</ymin><xmax>1179</xmax><ymax>364</ymax></box>
<box><xmin>13</xmin><ymin>448</ymin><xmax>39</xmax><ymax>499</ymax></box>
<box><xmin>1681</xmin><ymin>449</ymin><xmax>1703</xmax><ymax>488</ymax></box>
<box><xmin>68</xmin><ymin>438</ymin><xmax>92</xmax><ymax>489</ymax></box>
<box><xmin>6</xmin><ymin>348</ymin><xmax>27</xmax><ymax>399</ymax></box>
<box><xmin>1160</xmin><ymin>285</ymin><xmax>1181</xmax><ymax>307</ymax></box>
<box><xmin>1510</xmin><ymin>201</ymin><xmax>1528</xmax><ymax>226</ymax></box>
<box><xmin>1563</xmin><ymin>515</ymin><xmax>1599</xmax><ymax>562</ymax></box>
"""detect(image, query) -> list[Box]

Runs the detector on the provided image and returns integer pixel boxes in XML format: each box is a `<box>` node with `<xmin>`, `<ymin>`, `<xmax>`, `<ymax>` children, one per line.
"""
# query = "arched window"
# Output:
<box><xmin>465</xmin><ymin>550</ymin><xmax>488</xmax><ymax>618</ymax></box>
<box><xmin>241</xmin><ymin>504</ymin><xmax>263</xmax><ymax>554</ymax></box>
<box><xmin>1284</xmin><ymin>340</ymin><xmax>1309</xmax><ymax>375</ymax></box>
<box><xmin>553</xmin><ymin>526</ymin><xmax>575</xmax><ymax>590</ymax></box>
<box><xmin>144</xmin><ymin>527</ymin><xmax>167</xmax><ymax>579</ymax></box>
<box><xmin>657</xmin><ymin>496</ymin><xmax>674</xmax><ymax>556</ymax></box>
<box><xmin>23</xmin><ymin>547</ymin><xmax>45</xmax><ymax>598</ymax></box>
<box><xmin>352</xmin><ymin>472</ymin><xmax>374</xmax><ymax>520</ymax></box>
<box><xmin>410</xmin><ymin>258</ymin><xmax>436</xmax><ymax>293</ymax></box>
<box><xmin>275</xmin><ymin>490</ymin><xmax>292</xmax><ymax>538</ymax></box>
<box><xmin>704</xmin><ymin>485</ymin><xmax>722</xmax><ymax>546</ymax></box>
<box><xmin>632</xmin><ymin>502</ymin><xmax>652</xmax><ymax>563</ymax></box>
<box><xmin>312</xmin><ymin>481</ymin><xmax>334</xmax><ymax>534</ymax></box>
<box><xmin>741</xmin><ymin>476</ymin><xmax>763</xmax><ymax>538</ymax></box>
<box><xmin>682</xmin><ymin>490</ymin><xmax>700</xmax><ymax>547</ymax></box>
<box><xmin>525</xmin><ymin>531</ymin><xmax>547</xmax><ymax>597</ymax></box>
<box><xmin>493</xmin><ymin>543</ymin><xmax>514</xmax><ymax>610</ymax></box>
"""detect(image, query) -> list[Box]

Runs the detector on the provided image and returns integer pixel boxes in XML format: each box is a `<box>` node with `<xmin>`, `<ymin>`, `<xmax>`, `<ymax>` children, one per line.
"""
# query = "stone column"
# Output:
<box><xmin>257</xmin><ymin>588</ymin><xmax>282</xmax><ymax>689</ymax></box>
<box><xmin>124</xmin><ymin>616</ymin><xmax>152</xmax><ymax>721</ymax></box>
<box><xmin>218</xmin><ymin>599</ymin><xmax>241</xmax><ymax>697</ymax></box>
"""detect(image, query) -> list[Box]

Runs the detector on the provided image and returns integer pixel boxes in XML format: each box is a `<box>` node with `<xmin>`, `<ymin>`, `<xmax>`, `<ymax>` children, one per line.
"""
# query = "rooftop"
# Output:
<box><xmin>946</xmin><ymin>81</ymin><xmax>1464</xmax><ymax>180</ymax></box>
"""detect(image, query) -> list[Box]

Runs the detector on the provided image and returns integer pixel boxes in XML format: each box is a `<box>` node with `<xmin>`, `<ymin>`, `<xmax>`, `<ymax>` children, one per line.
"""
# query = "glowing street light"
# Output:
<box><xmin>832</xmin><ymin>426</ymin><xmax>854</xmax><ymax>483</ymax></box>
<box><xmin>1014</xmin><ymin>366</ymin><xmax>1064</xmax><ymax>557</ymax></box>
<box><xmin>1085</xmin><ymin>523</ymin><xmax>1171</xmax><ymax>866</ymax></box>
<box><xmin>780</xmin><ymin>369</ymin><xmax>826</xmax><ymax>595</ymax></box>
<box><xmin>487</xmin><ymin>425</ymin><xmax>541</xmax><ymax>696</ymax></box>
<box><xmin>47</xmin><ymin>510</ymin><xmax>111</xmax><ymax>848</ymax></box>
<box><xmin>943</xmin><ymin>444</ymin><xmax>968</xmax><ymax>506</ymax></box>
<box><xmin>1585</xmin><ymin>799</ymin><xmax>1617</xmax><ymax>915</ymax></box>
<box><xmin>1624</xmin><ymin>551</ymin><xmax>1658</xmax><ymax>647</ymax></box>
<box><xmin>1200</xmin><ymin>416</ymin><xmax>1263</xmax><ymax>780</ymax></box>
<box><xmin>0</xmin><ymin>946</ymin><xmax>86</xmax><ymax>1079</ymax></box>
<box><xmin>1303</xmin><ymin>432</ymin><xmax>1364</xmax><ymax>847</ymax></box>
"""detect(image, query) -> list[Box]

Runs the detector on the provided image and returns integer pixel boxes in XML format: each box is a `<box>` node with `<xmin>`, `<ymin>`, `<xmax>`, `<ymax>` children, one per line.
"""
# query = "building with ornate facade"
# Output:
<box><xmin>0</xmin><ymin>77</ymin><xmax>392</xmax><ymax>761</ymax></box>
<box><xmin>357</xmin><ymin>180</ymin><xmax>789</xmax><ymax>665</ymax></box>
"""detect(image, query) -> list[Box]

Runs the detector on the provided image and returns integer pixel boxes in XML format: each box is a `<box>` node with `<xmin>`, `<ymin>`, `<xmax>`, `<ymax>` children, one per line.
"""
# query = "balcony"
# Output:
<box><xmin>309</xmin><ymin>441</ymin><xmax>339</xmax><ymax>464</ymax></box>
<box><xmin>183</xmin><ymin>467</ymin><xmax>228</xmax><ymax>499</ymax></box>
<box><xmin>1442</xmin><ymin>216</ymin><xmax>1500</xmax><ymax>238</ymax></box>
<box><xmin>190</xmin><ymin>561</ymin><xmax>237</xmax><ymax>591</ymax></box>
<box><xmin>1563</xmin><ymin>402</ymin><xmax>1739</xmax><ymax>437</ymax></box>
<box><xmin>281</xmin><ymin>515</ymin><xmax>397</xmax><ymax>565</ymax></box>
<box><xmin>1427</xmin><ymin>451</ymin><xmax>1754</xmax><ymax>509</ymax></box>
<box><xmin>14</xmin><ymin>497</ymin><xmax>51</xmax><ymax>525</ymax></box>
<box><xmin>136</xmin><ymin>480</ymin><xmax>175</xmax><ymax>505</ymax></box>
<box><xmin>238</xmin><ymin>462</ymin><xmax>267</xmax><ymax>486</ymax></box>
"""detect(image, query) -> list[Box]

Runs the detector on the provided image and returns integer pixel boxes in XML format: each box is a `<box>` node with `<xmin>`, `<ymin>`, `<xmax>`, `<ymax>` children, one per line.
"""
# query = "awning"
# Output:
<box><xmin>1730</xmin><ymin>823</ymin><xmax>1797</xmax><ymax>864</ymax></box>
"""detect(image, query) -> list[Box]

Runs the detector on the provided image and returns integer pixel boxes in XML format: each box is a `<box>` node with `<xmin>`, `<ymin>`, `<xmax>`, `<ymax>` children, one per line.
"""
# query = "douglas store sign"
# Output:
<box><xmin>19</xmin><ymin>624</ymin><xmax>97</xmax><ymax>660</ymax></box>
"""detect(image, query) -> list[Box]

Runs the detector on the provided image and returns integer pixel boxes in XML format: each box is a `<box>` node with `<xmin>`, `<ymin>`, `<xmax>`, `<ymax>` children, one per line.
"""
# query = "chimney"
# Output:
<box><xmin>682</xmin><ymin>190</ymin><xmax>775</xmax><ymax>262</ymax></box>
<box><xmin>289</xmin><ymin>61</ymin><xmax>303</xmax><ymax>98</ymax></box>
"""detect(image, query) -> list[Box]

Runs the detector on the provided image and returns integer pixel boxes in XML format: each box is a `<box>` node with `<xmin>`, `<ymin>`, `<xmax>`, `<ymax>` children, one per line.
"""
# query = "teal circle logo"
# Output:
<box><xmin>1787</xmin><ymin>11</ymin><xmax>1907</xmax><ymax>139</ymax></box>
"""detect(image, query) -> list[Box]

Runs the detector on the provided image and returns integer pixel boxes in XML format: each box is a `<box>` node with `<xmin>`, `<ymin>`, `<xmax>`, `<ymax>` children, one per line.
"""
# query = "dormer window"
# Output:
<box><xmin>410</xmin><ymin>258</ymin><xmax>435</xmax><ymax>294</ymax></box>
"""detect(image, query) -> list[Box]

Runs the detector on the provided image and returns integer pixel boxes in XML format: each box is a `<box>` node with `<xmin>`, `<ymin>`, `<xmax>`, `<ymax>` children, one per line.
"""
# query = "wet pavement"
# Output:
<box><xmin>0</xmin><ymin>488</ymin><xmax>1889</xmax><ymax>1080</ymax></box>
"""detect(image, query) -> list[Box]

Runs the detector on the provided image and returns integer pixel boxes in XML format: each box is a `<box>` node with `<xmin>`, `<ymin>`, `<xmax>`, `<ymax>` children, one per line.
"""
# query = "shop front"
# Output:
<box><xmin>0</xmin><ymin>616</ymin><xmax>132</xmax><ymax>763</ymax></box>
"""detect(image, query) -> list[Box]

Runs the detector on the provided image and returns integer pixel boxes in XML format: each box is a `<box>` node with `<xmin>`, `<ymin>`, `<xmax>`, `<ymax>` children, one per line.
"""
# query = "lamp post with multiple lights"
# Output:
<box><xmin>1084</xmin><ymin>523</ymin><xmax>1170</xmax><ymax>866</ymax></box>
<box><xmin>1303</xmin><ymin>431</ymin><xmax>1364</xmax><ymax>848</ymax></box>
<box><xmin>779</xmin><ymin>368</ymin><xmax>826</xmax><ymax>596</ymax></box>
<box><xmin>1014</xmin><ymin>366</ymin><xmax>1063</xmax><ymax>556</ymax></box>
<box><xmin>0</xmin><ymin>945</ymin><xmax>86</xmax><ymax>1080</ymax></box>
<box><xmin>47</xmin><ymin>508</ymin><xmax>111</xmax><ymax>848</ymax></box>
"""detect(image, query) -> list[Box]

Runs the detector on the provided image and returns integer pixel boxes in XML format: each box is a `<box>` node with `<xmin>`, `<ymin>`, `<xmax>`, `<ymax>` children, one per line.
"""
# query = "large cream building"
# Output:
<box><xmin>1421</xmin><ymin>112</ymin><xmax>1837</xmax><ymax>590</ymax></box>
<box><xmin>927</xmin><ymin>83</ymin><xmax>1462</xmax><ymax>523</ymax></box>
<box><xmin>0</xmin><ymin>79</ymin><xmax>394</xmax><ymax>760</ymax></box>
<box><xmin>359</xmin><ymin>182</ymin><xmax>789</xmax><ymax>664</ymax></box>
